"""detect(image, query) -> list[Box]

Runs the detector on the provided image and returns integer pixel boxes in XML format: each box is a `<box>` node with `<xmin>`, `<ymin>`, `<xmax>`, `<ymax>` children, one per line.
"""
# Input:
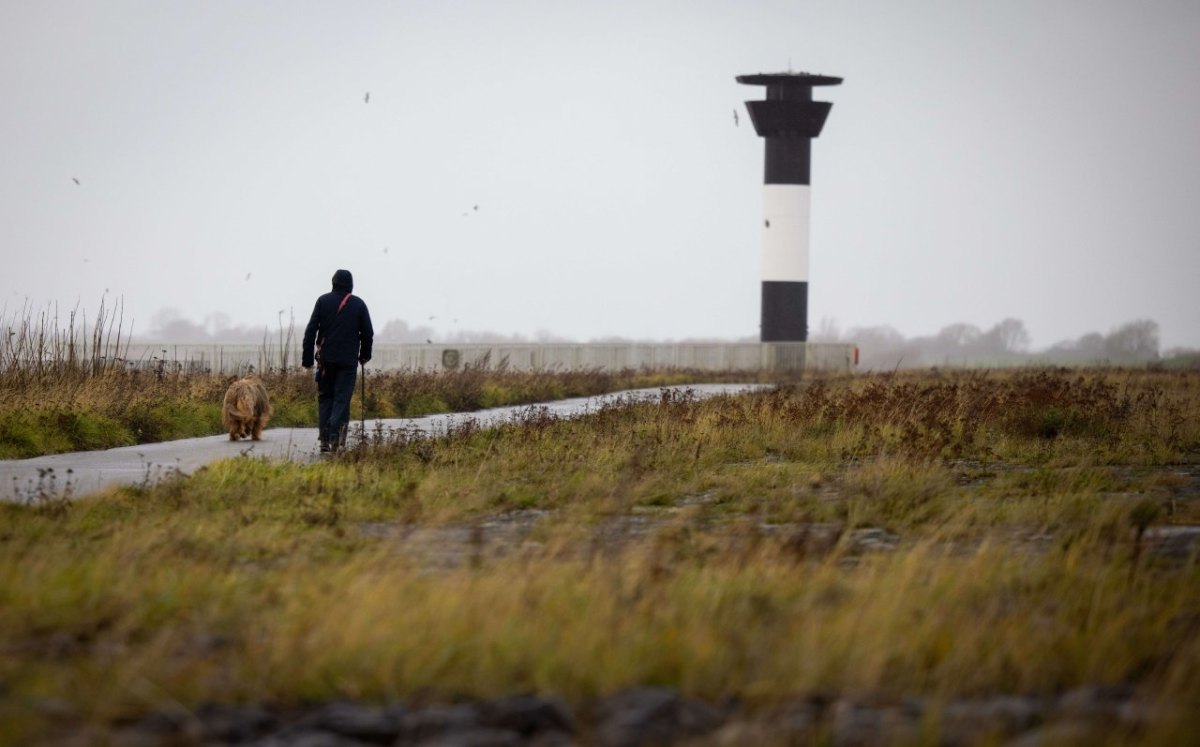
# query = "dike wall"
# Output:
<box><xmin>124</xmin><ymin>342</ymin><xmax>858</xmax><ymax>375</ymax></box>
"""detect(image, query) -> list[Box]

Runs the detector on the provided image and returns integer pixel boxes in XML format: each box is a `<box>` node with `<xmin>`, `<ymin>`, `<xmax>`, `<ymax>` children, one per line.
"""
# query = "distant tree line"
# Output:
<box><xmin>135</xmin><ymin>309</ymin><xmax>572</xmax><ymax>346</ymax></box>
<box><xmin>813</xmin><ymin>317</ymin><xmax>1198</xmax><ymax>370</ymax></box>
<box><xmin>135</xmin><ymin>309</ymin><xmax>1198</xmax><ymax>371</ymax></box>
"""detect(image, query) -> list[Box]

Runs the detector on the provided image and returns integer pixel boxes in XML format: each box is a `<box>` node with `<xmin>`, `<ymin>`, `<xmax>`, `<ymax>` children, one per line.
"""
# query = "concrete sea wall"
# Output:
<box><xmin>125</xmin><ymin>342</ymin><xmax>858</xmax><ymax>375</ymax></box>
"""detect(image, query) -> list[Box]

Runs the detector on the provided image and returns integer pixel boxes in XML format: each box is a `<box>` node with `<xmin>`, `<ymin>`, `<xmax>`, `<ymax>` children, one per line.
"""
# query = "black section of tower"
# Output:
<box><xmin>737</xmin><ymin>72</ymin><xmax>841</xmax><ymax>342</ymax></box>
<box><xmin>761</xmin><ymin>282</ymin><xmax>809</xmax><ymax>342</ymax></box>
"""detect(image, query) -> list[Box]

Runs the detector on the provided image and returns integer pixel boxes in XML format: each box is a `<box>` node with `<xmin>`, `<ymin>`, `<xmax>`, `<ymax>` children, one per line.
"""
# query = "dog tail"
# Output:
<box><xmin>235</xmin><ymin>385</ymin><xmax>257</xmax><ymax>421</ymax></box>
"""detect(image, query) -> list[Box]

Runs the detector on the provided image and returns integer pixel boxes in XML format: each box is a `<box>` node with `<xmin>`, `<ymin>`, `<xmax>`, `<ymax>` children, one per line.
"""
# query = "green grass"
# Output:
<box><xmin>1</xmin><ymin>369</ymin><xmax>1199</xmax><ymax>744</ymax></box>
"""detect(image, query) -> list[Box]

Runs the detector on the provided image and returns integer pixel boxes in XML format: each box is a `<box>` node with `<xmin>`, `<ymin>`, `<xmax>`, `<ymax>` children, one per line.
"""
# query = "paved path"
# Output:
<box><xmin>2</xmin><ymin>383</ymin><xmax>765</xmax><ymax>503</ymax></box>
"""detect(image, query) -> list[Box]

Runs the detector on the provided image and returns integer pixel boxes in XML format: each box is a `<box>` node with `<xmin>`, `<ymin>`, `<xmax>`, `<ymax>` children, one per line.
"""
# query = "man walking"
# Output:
<box><xmin>302</xmin><ymin>269</ymin><xmax>373</xmax><ymax>452</ymax></box>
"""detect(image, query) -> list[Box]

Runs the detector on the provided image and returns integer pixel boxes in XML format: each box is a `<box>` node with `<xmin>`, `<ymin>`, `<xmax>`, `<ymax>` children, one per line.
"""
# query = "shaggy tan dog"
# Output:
<box><xmin>221</xmin><ymin>375</ymin><xmax>273</xmax><ymax>441</ymax></box>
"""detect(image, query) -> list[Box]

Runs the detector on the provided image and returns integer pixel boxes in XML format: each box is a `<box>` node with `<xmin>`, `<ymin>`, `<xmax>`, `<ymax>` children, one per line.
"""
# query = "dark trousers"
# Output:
<box><xmin>318</xmin><ymin>362</ymin><xmax>357</xmax><ymax>445</ymax></box>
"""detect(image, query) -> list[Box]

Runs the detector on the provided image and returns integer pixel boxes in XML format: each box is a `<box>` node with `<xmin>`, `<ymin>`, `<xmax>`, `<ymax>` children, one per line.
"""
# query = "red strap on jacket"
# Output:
<box><xmin>316</xmin><ymin>294</ymin><xmax>353</xmax><ymax>361</ymax></box>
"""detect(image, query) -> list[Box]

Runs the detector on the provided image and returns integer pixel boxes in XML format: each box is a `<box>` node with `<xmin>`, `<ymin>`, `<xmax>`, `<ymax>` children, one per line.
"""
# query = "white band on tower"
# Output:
<box><xmin>761</xmin><ymin>184</ymin><xmax>810</xmax><ymax>283</ymax></box>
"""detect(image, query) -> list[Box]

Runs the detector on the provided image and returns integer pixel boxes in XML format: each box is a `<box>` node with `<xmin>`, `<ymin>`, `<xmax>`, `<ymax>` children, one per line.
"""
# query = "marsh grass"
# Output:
<box><xmin>1</xmin><ymin>369</ymin><xmax>1199</xmax><ymax>744</ymax></box>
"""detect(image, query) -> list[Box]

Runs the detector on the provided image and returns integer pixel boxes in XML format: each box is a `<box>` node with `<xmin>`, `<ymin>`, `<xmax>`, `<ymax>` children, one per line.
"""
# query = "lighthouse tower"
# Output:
<box><xmin>737</xmin><ymin>72</ymin><xmax>842</xmax><ymax>342</ymax></box>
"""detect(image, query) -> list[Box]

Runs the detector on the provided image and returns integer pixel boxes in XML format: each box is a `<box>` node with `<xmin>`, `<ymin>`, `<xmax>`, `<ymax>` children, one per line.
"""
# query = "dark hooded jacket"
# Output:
<box><xmin>302</xmin><ymin>269</ymin><xmax>374</xmax><ymax>367</ymax></box>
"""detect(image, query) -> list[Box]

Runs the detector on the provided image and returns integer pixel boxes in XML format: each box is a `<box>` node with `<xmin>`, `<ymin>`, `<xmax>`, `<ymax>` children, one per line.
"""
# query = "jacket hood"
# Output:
<box><xmin>331</xmin><ymin>269</ymin><xmax>353</xmax><ymax>292</ymax></box>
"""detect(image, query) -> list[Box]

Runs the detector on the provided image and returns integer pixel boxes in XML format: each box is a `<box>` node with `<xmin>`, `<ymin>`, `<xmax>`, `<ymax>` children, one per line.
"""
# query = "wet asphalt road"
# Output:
<box><xmin>1</xmin><ymin>383</ymin><xmax>765</xmax><ymax>503</ymax></box>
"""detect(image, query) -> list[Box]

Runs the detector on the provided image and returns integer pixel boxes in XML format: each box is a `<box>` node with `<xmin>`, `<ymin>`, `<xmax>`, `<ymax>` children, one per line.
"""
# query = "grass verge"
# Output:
<box><xmin>0</xmin><ymin>366</ymin><xmax>767</xmax><ymax>458</ymax></box>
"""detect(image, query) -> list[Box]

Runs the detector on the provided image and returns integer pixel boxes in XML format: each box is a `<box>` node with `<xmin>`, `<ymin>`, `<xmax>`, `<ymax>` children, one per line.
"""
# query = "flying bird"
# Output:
<box><xmin>72</xmin><ymin>177</ymin><xmax>80</xmax><ymax>185</ymax></box>
<box><xmin>764</xmin><ymin>219</ymin><xmax>770</xmax><ymax>228</ymax></box>
<box><xmin>245</xmin><ymin>273</ymin><xmax>252</xmax><ymax>281</ymax></box>
<box><xmin>732</xmin><ymin>110</ymin><xmax>739</xmax><ymax>127</ymax></box>
<box><xmin>383</xmin><ymin>247</ymin><xmax>389</xmax><ymax>254</ymax></box>
<box><xmin>428</xmin><ymin>315</ymin><xmax>436</xmax><ymax>321</ymax></box>
<box><xmin>473</xmin><ymin>205</ymin><xmax>479</xmax><ymax>211</ymax></box>
<box><xmin>364</xmin><ymin>92</ymin><xmax>370</xmax><ymax>103</ymax></box>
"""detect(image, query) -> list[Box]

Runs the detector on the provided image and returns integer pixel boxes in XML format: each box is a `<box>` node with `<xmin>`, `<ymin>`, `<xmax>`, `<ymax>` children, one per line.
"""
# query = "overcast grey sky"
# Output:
<box><xmin>2</xmin><ymin>0</ymin><xmax>1198</xmax><ymax>349</ymax></box>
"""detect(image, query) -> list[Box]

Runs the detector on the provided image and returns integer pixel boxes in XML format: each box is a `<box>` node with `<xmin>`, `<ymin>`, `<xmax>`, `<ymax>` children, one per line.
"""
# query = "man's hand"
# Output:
<box><xmin>358</xmin><ymin>357</ymin><xmax>370</xmax><ymax>365</ymax></box>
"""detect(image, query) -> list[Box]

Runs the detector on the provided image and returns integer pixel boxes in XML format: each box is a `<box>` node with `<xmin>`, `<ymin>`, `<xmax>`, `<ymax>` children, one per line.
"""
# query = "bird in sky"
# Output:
<box><xmin>245</xmin><ymin>273</ymin><xmax>252</xmax><ymax>281</ymax></box>
<box><xmin>428</xmin><ymin>315</ymin><xmax>436</xmax><ymax>321</ymax></box>
<box><xmin>473</xmin><ymin>205</ymin><xmax>479</xmax><ymax>212</ymax></box>
<box><xmin>383</xmin><ymin>247</ymin><xmax>389</xmax><ymax>254</ymax></box>
<box><xmin>364</xmin><ymin>92</ymin><xmax>370</xmax><ymax>103</ymax></box>
<box><xmin>732</xmin><ymin>110</ymin><xmax>739</xmax><ymax>127</ymax></box>
<box><xmin>764</xmin><ymin>219</ymin><xmax>770</xmax><ymax>228</ymax></box>
<box><xmin>72</xmin><ymin>177</ymin><xmax>80</xmax><ymax>185</ymax></box>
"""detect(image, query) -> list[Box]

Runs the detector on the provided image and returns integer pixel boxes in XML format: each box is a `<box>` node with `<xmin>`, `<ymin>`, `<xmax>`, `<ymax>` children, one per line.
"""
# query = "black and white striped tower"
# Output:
<box><xmin>737</xmin><ymin>72</ymin><xmax>842</xmax><ymax>342</ymax></box>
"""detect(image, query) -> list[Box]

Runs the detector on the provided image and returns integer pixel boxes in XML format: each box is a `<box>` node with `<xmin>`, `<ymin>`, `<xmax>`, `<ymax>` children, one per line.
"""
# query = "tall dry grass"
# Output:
<box><xmin>1</xmin><ymin>298</ymin><xmax>129</xmax><ymax>379</ymax></box>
